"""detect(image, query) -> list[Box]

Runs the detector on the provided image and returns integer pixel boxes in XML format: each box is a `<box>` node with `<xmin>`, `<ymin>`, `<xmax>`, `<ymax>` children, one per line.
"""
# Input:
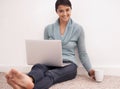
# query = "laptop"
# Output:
<box><xmin>25</xmin><ymin>40</ymin><xmax>68</xmax><ymax>67</ymax></box>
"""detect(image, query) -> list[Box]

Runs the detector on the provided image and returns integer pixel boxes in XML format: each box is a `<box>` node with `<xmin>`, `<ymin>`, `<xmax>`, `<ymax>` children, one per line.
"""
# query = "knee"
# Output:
<box><xmin>70</xmin><ymin>63</ymin><xmax>77</xmax><ymax>72</ymax></box>
<box><xmin>31</xmin><ymin>64</ymin><xmax>46</xmax><ymax>70</ymax></box>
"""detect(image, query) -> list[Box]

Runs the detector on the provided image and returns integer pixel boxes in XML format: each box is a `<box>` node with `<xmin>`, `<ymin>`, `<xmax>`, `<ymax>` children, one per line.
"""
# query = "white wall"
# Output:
<box><xmin>0</xmin><ymin>0</ymin><xmax>120</xmax><ymax>76</ymax></box>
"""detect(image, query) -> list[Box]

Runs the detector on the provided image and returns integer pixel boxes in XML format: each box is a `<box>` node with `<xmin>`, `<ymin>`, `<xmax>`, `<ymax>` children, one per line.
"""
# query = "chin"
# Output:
<box><xmin>62</xmin><ymin>18</ymin><xmax>70</xmax><ymax>22</ymax></box>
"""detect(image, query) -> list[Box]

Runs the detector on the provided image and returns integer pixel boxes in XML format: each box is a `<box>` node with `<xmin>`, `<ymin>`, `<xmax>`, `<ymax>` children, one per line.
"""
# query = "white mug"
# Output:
<box><xmin>95</xmin><ymin>69</ymin><xmax>104</xmax><ymax>82</ymax></box>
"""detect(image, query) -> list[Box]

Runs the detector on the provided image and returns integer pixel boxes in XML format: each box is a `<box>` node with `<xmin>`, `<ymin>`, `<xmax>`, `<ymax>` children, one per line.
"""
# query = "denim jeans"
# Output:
<box><xmin>28</xmin><ymin>61</ymin><xmax>77</xmax><ymax>89</ymax></box>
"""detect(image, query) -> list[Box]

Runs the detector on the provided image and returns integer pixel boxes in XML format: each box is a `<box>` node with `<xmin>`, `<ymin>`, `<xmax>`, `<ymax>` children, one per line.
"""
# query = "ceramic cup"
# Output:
<box><xmin>95</xmin><ymin>69</ymin><xmax>104</xmax><ymax>82</ymax></box>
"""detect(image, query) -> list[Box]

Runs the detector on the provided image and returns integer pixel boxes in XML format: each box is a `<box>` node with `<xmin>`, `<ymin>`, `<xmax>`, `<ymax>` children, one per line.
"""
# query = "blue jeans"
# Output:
<box><xmin>28</xmin><ymin>61</ymin><xmax>77</xmax><ymax>89</ymax></box>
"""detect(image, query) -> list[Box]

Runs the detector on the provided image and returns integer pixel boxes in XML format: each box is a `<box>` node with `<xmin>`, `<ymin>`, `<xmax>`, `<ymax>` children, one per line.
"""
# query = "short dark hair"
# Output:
<box><xmin>55</xmin><ymin>0</ymin><xmax>72</xmax><ymax>12</ymax></box>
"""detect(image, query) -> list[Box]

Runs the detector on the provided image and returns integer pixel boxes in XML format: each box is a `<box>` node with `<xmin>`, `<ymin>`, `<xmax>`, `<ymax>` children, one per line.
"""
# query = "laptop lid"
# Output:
<box><xmin>25</xmin><ymin>40</ymin><xmax>63</xmax><ymax>66</ymax></box>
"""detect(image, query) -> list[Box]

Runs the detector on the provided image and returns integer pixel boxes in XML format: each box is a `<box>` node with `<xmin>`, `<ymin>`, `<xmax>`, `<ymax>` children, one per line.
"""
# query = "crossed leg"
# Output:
<box><xmin>5</xmin><ymin>69</ymin><xmax>34</xmax><ymax>89</ymax></box>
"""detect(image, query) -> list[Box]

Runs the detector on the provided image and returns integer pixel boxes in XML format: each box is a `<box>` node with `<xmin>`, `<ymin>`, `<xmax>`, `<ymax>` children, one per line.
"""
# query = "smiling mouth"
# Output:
<box><xmin>62</xmin><ymin>16</ymin><xmax>69</xmax><ymax>19</ymax></box>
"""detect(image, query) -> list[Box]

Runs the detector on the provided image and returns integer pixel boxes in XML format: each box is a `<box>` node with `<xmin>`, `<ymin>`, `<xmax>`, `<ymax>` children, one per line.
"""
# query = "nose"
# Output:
<box><xmin>63</xmin><ymin>11</ymin><xmax>67</xmax><ymax>15</ymax></box>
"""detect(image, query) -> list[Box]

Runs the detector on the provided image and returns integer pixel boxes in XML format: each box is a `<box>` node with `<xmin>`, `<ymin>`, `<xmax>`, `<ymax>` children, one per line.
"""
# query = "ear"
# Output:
<box><xmin>56</xmin><ymin>11</ymin><xmax>59</xmax><ymax>15</ymax></box>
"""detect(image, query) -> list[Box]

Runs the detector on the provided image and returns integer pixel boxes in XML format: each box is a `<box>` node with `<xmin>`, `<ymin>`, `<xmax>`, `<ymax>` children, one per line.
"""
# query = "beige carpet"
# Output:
<box><xmin>0</xmin><ymin>72</ymin><xmax>120</xmax><ymax>89</ymax></box>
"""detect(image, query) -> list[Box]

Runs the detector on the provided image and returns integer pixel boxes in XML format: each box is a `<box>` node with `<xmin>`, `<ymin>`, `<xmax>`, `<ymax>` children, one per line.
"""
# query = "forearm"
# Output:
<box><xmin>77</xmin><ymin>26</ymin><xmax>92</xmax><ymax>72</ymax></box>
<box><xmin>79</xmin><ymin>52</ymin><xmax>92</xmax><ymax>72</ymax></box>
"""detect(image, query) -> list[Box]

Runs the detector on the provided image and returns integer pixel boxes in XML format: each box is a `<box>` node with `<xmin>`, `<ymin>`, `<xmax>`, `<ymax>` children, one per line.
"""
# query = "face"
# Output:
<box><xmin>56</xmin><ymin>5</ymin><xmax>71</xmax><ymax>23</ymax></box>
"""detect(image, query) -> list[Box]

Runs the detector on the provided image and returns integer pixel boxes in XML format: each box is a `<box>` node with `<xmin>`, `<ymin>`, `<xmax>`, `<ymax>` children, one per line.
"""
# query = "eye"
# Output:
<box><xmin>59</xmin><ymin>10</ymin><xmax>64</xmax><ymax>13</ymax></box>
<box><xmin>66</xmin><ymin>8</ymin><xmax>70</xmax><ymax>12</ymax></box>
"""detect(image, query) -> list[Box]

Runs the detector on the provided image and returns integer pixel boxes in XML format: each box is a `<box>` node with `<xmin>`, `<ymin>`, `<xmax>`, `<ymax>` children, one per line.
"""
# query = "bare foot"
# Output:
<box><xmin>5</xmin><ymin>73</ymin><xmax>25</xmax><ymax>89</ymax></box>
<box><xmin>6</xmin><ymin>69</ymin><xmax>34</xmax><ymax>89</ymax></box>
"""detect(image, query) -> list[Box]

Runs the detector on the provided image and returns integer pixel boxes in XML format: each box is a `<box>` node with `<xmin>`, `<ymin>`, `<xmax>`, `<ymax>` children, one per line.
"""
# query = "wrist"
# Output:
<box><xmin>88</xmin><ymin>69</ymin><xmax>94</xmax><ymax>76</ymax></box>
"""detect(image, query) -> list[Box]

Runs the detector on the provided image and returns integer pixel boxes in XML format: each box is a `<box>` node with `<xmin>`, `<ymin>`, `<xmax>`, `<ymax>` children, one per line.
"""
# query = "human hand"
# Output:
<box><xmin>88</xmin><ymin>69</ymin><xmax>95</xmax><ymax>80</ymax></box>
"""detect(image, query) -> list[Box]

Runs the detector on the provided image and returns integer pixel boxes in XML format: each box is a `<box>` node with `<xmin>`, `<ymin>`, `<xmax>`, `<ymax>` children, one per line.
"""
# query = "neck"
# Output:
<box><xmin>59</xmin><ymin>19</ymin><xmax>69</xmax><ymax>27</ymax></box>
